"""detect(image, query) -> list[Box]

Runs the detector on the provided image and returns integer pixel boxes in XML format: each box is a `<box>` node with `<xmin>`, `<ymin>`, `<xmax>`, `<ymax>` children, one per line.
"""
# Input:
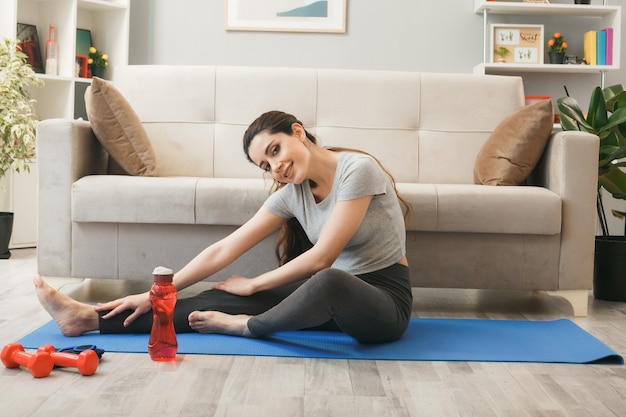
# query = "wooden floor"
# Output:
<box><xmin>1</xmin><ymin>248</ymin><xmax>625</xmax><ymax>417</ymax></box>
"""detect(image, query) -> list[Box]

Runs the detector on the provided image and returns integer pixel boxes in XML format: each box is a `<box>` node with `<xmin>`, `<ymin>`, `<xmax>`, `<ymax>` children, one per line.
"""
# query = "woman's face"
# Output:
<box><xmin>247</xmin><ymin>124</ymin><xmax>310</xmax><ymax>184</ymax></box>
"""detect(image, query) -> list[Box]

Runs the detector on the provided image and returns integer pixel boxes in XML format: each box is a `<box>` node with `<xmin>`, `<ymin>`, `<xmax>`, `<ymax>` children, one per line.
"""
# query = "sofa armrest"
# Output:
<box><xmin>529</xmin><ymin>130</ymin><xmax>599</xmax><ymax>290</ymax></box>
<box><xmin>36</xmin><ymin>119</ymin><xmax>108</xmax><ymax>277</ymax></box>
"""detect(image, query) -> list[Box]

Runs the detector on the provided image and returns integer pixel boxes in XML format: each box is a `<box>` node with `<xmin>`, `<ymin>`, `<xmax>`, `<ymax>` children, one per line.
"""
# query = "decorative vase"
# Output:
<box><xmin>91</xmin><ymin>67</ymin><xmax>106</xmax><ymax>79</ymax></box>
<box><xmin>548</xmin><ymin>52</ymin><xmax>565</xmax><ymax>64</ymax></box>
<box><xmin>0</xmin><ymin>212</ymin><xmax>14</xmax><ymax>259</ymax></box>
<box><xmin>594</xmin><ymin>236</ymin><xmax>626</xmax><ymax>302</ymax></box>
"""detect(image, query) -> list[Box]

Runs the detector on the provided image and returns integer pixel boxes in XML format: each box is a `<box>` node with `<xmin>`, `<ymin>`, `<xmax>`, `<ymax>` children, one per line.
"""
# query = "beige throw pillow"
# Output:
<box><xmin>474</xmin><ymin>99</ymin><xmax>553</xmax><ymax>186</ymax></box>
<box><xmin>84</xmin><ymin>77</ymin><xmax>157</xmax><ymax>176</ymax></box>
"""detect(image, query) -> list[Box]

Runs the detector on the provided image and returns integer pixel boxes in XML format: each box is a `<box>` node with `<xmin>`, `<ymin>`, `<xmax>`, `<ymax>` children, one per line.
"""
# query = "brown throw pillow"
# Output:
<box><xmin>474</xmin><ymin>99</ymin><xmax>553</xmax><ymax>186</ymax></box>
<box><xmin>84</xmin><ymin>77</ymin><xmax>157</xmax><ymax>176</ymax></box>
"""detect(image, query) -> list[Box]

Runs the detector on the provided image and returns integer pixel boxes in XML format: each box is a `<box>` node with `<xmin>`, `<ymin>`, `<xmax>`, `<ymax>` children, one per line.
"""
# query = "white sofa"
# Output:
<box><xmin>36</xmin><ymin>66</ymin><xmax>599</xmax><ymax>316</ymax></box>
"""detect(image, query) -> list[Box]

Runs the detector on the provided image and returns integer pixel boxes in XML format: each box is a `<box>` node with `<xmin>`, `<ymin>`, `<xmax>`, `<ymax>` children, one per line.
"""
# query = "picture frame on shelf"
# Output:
<box><xmin>75</xmin><ymin>55</ymin><xmax>88</xmax><ymax>78</ymax></box>
<box><xmin>225</xmin><ymin>0</ymin><xmax>347</xmax><ymax>33</ymax></box>
<box><xmin>490</xmin><ymin>24</ymin><xmax>544</xmax><ymax>65</ymax></box>
<box><xmin>76</xmin><ymin>28</ymin><xmax>92</xmax><ymax>57</ymax></box>
<box><xmin>16</xmin><ymin>23</ymin><xmax>44</xmax><ymax>73</ymax></box>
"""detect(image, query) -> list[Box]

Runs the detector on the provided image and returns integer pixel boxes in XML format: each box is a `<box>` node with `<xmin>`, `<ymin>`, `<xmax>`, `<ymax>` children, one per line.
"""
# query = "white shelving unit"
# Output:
<box><xmin>1</xmin><ymin>0</ymin><xmax>130</xmax><ymax>119</ymax></box>
<box><xmin>474</xmin><ymin>0</ymin><xmax>621</xmax><ymax>81</ymax></box>
<box><xmin>0</xmin><ymin>0</ymin><xmax>130</xmax><ymax>248</ymax></box>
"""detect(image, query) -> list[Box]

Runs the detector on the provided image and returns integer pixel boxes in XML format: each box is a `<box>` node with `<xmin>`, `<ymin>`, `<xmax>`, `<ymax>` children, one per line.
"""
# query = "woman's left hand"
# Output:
<box><xmin>212</xmin><ymin>275</ymin><xmax>257</xmax><ymax>296</ymax></box>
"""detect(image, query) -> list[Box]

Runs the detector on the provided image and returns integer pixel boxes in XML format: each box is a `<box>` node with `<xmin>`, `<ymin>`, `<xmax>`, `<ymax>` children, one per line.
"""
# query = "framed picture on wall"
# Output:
<box><xmin>16</xmin><ymin>23</ymin><xmax>44</xmax><ymax>73</ymax></box>
<box><xmin>225</xmin><ymin>0</ymin><xmax>347</xmax><ymax>33</ymax></box>
<box><xmin>490</xmin><ymin>24</ymin><xmax>544</xmax><ymax>64</ymax></box>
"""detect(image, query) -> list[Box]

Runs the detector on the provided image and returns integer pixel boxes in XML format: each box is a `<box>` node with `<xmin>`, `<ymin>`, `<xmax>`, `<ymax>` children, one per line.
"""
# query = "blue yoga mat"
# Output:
<box><xmin>17</xmin><ymin>318</ymin><xmax>623</xmax><ymax>364</ymax></box>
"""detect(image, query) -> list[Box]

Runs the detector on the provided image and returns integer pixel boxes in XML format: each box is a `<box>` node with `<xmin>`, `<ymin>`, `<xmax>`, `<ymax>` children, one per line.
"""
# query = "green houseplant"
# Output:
<box><xmin>88</xmin><ymin>46</ymin><xmax>108</xmax><ymax>78</ymax></box>
<box><xmin>0</xmin><ymin>37</ymin><xmax>43</xmax><ymax>258</ymax></box>
<box><xmin>547</xmin><ymin>32</ymin><xmax>568</xmax><ymax>64</ymax></box>
<box><xmin>557</xmin><ymin>84</ymin><xmax>626</xmax><ymax>300</ymax></box>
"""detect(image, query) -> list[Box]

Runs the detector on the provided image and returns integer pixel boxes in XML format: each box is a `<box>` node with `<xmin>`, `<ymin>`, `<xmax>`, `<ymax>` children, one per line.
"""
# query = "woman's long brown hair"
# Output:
<box><xmin>243</xmin><ymin>111</ymin><xmax>410</xmax><ymax>266</ymax></box>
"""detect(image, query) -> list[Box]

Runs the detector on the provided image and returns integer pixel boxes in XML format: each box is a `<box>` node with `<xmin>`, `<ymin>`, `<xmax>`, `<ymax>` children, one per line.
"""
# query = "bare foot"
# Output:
<box><xmin>188</xmin><ymin>311</ymin><xmax>252</xmax><ymax>337</ymax></box>
<box><xmin>33</xmin><ymin>275</ymin><xmax>99</xmax><ymax>336</ymax></box>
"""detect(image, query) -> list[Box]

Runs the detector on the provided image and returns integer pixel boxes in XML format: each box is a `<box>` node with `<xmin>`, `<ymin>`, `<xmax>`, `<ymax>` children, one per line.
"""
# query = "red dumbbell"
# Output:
<box><xmin>37</xmin><ymin>345</ymin><xmax>99</xmax><ymax>376</ymax></box>
<box><xmin>1</xmin><ymin>343</ymin><xmax>54</xmax><ymax>378</ymax></box>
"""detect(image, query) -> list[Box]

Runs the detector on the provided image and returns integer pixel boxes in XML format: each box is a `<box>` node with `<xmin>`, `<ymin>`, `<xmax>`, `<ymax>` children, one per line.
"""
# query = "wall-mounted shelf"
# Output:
<box><xmin>475</xmin><ymin>1</ymin><xmax>617</xmax><ymax>17</ymax></box>
<box><xmin>474</xmin><ymin>63</ymin><xmax>618</xmax><ymax>75</ymax></box>
<box><xmin>474</xmin><ymin>0</ymin><xmax>621</xmax><ymax>79</ymax></box>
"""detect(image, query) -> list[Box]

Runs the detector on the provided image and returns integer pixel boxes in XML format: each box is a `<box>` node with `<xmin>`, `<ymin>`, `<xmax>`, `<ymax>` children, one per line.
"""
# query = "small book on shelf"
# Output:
<box><xmin>602</xmin><ymin>27</ymin><xmax>613</xmax><ymax>66</ymax></box>
<box><xmin>583</xmin><ymin>29</ymin><xmax>614</xmax><ymax>67</ymax></box>
<box><xmin>597</xmin><ymin>30</ymin><xmax>607</xmax><ymax>66</ymax></box>
<box><xmin>584</xmin><ymin>31</ymin><xmax>597</xmax><ymax>66</ymax></box>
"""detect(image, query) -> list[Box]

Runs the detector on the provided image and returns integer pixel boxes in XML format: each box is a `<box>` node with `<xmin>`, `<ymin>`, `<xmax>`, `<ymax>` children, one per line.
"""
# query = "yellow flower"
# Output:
<box><xmin>88</xmin><ymin>46</ymin><xmax>108</xmax><ymax>69</ymax></box>
<box><xmin>88</xmin><ymin>58</ymin><xmax>93</xmax><ymax>64</ymax></box>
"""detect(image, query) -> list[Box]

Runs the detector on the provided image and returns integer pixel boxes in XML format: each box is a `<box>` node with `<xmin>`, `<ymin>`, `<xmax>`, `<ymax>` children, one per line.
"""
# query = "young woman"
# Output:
<box><xmin>35</xmin><ymin>110</ymin><xmax>412</xmax><ymax>343</ymax></box>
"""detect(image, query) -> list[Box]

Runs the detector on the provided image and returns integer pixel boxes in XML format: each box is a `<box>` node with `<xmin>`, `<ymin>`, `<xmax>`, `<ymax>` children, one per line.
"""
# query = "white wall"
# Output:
<box><xmin>128</xmin><ymin>0</ymin><xmax>626</xmax><ymax>103</ymax></box>
<box><xmin>128</xmin><ymin>0</ymin><xmax>626</xmax><ymax>234</ymax></box>
<box><xmin>128</xmin><ymin>0</ymin><xmax>481</xmax><ymax>73</ymax></box>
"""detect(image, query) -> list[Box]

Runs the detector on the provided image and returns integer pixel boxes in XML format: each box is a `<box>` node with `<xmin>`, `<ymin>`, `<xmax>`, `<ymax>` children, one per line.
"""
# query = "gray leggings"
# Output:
<box><xmin>100</xmin><ymin>264</ymin><xmax>411</xmax><ymax>343</ymax></box>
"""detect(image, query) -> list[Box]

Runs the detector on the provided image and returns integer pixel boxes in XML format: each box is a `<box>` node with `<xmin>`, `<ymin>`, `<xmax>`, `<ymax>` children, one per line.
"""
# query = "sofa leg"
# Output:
<box><xmin>544</xmin><ymin>290</ymin><xmax>589</xmax><ymax>317</ymax></box>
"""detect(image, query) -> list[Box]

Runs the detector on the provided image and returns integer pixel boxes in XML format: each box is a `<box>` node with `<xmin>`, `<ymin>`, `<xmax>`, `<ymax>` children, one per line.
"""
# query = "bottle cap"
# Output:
<box><xmin>152</xmin><ymin>266</ymin><xmax>173</xmax><ymax>282</ymax></box>
<box><xmin>153</xmin><ymin>266</ymin><xmax>173</xmax><ymax>275</ymax></box>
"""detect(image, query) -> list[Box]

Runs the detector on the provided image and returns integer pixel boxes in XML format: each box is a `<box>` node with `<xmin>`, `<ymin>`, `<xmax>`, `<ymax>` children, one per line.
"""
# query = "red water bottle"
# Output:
<box><xmin>148</xmin><ymin>266</ymin><xmax>178</xmax><ymax>361</ymax></box>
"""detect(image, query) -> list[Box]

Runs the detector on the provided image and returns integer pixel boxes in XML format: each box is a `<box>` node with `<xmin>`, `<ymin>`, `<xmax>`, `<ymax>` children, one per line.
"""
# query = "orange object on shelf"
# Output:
<box><xmin>525</xmin><ymin>95</ymin><xmax>551</xmax><ymax>106</ymax></box>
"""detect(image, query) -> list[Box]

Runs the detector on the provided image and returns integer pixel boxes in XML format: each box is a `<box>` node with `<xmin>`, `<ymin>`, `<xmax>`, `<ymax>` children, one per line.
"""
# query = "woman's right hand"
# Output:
<box><xmin>94</xmin><ymin>292</ymin><xmax>151</xmax><ymax>328</ymax></box>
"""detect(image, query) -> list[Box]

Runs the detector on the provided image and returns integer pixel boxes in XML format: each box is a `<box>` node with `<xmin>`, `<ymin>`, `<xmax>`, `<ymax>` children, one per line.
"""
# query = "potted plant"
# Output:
<box><xmin>495</xmin><ymin>46</ymin><xmax>509</xmax><ymax>63</ymax></box>
<box><xmin>0</xmin><ymin>38</ymin><xmax>43</xmax><ymax>259</ymax></box>
<box><xmin>547</xmin><ymin>32</ymin><xmax>567</xmax><ymax>64</ymax></box>
<box><xmin>88</xmin><ymin>46</ymin><xmax>108</xmax><ymax>79</ymax></box>
<box><xmin>557</xmin><ymin>85</ymin><xmax>626</xmax><ymax>301</ymax></box>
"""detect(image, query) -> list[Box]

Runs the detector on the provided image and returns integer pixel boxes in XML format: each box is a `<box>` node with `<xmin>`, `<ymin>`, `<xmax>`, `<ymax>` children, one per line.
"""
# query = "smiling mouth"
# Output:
<box><xmin>283</xmin><ymin>163</ymin><xmax>292</xmax><ymax>179</ymax></box>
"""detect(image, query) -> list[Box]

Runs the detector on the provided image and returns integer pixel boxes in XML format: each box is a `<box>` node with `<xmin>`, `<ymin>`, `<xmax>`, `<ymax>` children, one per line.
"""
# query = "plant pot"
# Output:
<box><xmin>91</xmin><ymin>67</ymin><xmax>106</xmax><ymax>79</ymax></box>
<box><xmin>0</xmin><ymin>212</ymin><xmax>14</xmax><ymax>259</ymax></box>
<box><xmin>594</xmin><ymin>236</ymin><xmax>626</xmax><ymax>301</ymax></box>
<box><xmin>574</xmin><ymin>0</ymin><xmax>591</xmax><ymax>4</ymax></box>
<box><xmin>548</xmin><ymin>52</ymin><xmax>565</xmax><ymax>64</ymax></box>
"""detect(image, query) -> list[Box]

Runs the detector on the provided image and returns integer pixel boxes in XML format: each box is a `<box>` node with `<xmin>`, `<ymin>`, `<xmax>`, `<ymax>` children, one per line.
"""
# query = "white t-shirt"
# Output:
<box><xmin>263</xmin><ymin>152</ymin><xmax>406</xmax><ymax>275</ymax></box>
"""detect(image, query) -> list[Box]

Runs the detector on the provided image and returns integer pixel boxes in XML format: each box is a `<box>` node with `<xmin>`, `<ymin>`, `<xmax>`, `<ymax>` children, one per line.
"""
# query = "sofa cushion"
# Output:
<box><xmin>433</xmin><ymin>184</ymin><xmax>561</xmax><ymax>235</ymax></box>
<box><xmin>399</xmin><ymin>183</ymin><xmax>560</xmax><ymax>235</ymax></box>
<box><xmin>473</xmin><ymin>99</ymin><xmax>553</xmax><ymax>186</ymax></box>
<box><xmin>395</xmin><ymin>183</ymin><xmax>438</xmax><ymax>231</ymax></box>
<box><xmin>84</xmin><ymin>77</ymin><xmax>157</xmax><ymax>176</ymax></box>
<box><xmin>72</xmin><ymin>176</ymin><xmax>198</xmax><ymax>224</ymax></box>
<box><xmin>72</xmin><ymin>176</ymin><xmax>270</xmax><ymax>226</ymax></box>
<box><xmin>195</xmin><ymin>178</ymin><xmax>271</xmax><ymax>225</ymax></box>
